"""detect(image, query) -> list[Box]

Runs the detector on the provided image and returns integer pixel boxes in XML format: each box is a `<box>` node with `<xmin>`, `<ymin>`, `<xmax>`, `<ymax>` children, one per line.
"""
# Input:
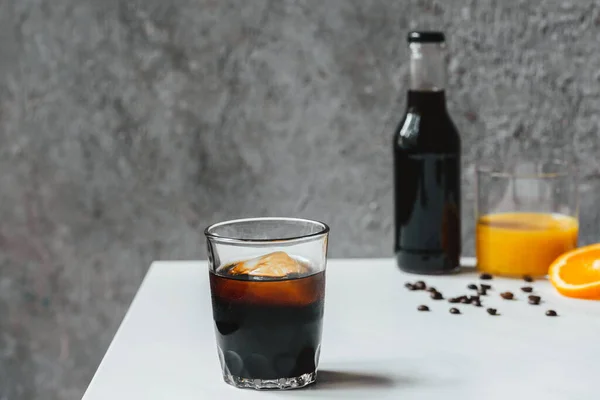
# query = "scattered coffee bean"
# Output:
<box><xmin>414</xmin><ymin>281</ymin><xmax>426</xmax><ymax>290</ymax></box>
<box><xmin>417</xmin><ymin>305</ymin><xmax>430</xmax><ymax>312</ymax></box>
<box><xmin>521</xmin><ymin>286</ymin><xmax>533</xmax><ymax>293</ymax></box>
<box><xmin>448</xmin><ymin>297</ymin><xmax>460</xmax><ymax>303</ymax></box>
<box><xmin>431</xmin><ymin>292</ymin><xmax>443</xmax><ymax>300</ymax></box>
<box><xmin>480</xmin><ymin>273</ymin><xmax>493</xmax><ymax>280</ymax></box>
<box><xmin>500</xmin><ymin>291</ymin><xmax>514</xmax><ymax>300</ymax></box>
<box><xmin>404</xmin><ymin>282</ymin><xmax>414</xmax><ymax>289</ymax></box>
<box><xmin>449</xmin><ymin>307</ymin><xmax>460</xmax><ymax>315</ymax></box>
<box><xmin>523</xmin><ymin>275</ymin><xmax>534</xmax><ymax>283</ymax></box>
<box><xmin>528</xmin><ymin>295</ymin><xmax>541</xmax><ymax>302</ymax></box>
<box><xmin>478</xmin><ymin>288</ymin><xmax>488</xmax><ymax>296</ymax></box>
<box><xmin>469</xmin><ymin>295</ymin><xmax>480</xmax><ymax>302</ymax></box>
<box><xmin>467</xmin><ymin>284</ymin><xmax>478</xmax><ymax>290</ymax></box>
<box><xmin>461</xmin><ymin>297</ymin><xmax>471</xmax><ymax>304</ymax></box>
<box><xmin>426</xmin><ymin>287</ymin><xmax>437</xmax><ymax>293</ymax></box>
<box><xmin>480</xmin><ymin>284</ymin><xmax>492</xmax><ymax>290</ymax></box>
<box><xmin>545</xmin><ymin>310</ymin><xmax>557</xmax><ymax>317</ymax></box>
<box><xmin>473</xmin><ymin>299</ymin><xmax>482</xmax><ymax>307</ymax></box>
<box><xmin>528</xmin><ymin>296</ymin><xmax>541</xmax><ymax>305</ymax></box>
<box><xmin>486</xmin><ymin>308</ymin><xmax>498</xmax><ymax>316</ymax></box>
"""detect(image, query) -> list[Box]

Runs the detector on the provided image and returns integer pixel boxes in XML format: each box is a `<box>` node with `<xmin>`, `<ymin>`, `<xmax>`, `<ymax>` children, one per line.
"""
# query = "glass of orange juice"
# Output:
<box><xmin>476</xmin><ymin>160</ymin><xmax>578</xmax><ymax>278</ymax></box>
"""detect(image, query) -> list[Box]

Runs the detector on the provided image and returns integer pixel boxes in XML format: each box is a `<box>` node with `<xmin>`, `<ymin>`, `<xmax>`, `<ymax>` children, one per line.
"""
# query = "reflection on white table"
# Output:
<box><xmin>83</xmin><ymin>258</ymin><xmax>600</xmax><ymax>400</ymax></box>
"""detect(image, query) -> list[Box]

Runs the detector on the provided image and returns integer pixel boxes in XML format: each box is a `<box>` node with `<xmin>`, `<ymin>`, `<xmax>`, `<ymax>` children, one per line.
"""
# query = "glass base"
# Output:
<box><xmin>223</xmin><ymin>371</ymin><xmax>317</xmax><ymax>390</ymax></box>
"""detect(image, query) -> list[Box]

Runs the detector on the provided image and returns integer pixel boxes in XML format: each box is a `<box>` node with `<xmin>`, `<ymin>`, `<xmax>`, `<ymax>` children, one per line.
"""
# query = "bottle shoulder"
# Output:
<box><xmin>393</xmin><ymin>110</ymin><xmax>460</xmax><ymax>152</ymax></box>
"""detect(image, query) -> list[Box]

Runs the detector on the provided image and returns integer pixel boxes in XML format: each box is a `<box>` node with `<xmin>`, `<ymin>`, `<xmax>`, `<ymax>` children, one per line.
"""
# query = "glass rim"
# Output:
<box><xmin>476</xmin><ymin>159</ymin><xmax>577</xmax><ymax>179</ymax></box>
<box><xmin>204</xmin><ymin>217</ymin><xmax>330</xmax><ymax>245</ymax></box>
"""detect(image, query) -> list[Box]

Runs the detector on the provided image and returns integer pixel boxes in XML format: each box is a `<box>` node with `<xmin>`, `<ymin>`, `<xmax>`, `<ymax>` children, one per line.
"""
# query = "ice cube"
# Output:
<box><xmin>229</xmin><ymin>251</ymin><xmax>307</xmax><ymax>278</ymax></box>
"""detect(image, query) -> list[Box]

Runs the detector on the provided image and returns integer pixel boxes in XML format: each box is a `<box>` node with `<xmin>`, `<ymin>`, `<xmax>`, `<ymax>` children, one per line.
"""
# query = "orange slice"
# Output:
<box><xmin>549</xmin><ymin>243</ymin><xmax>600</xmax><ymax>299</ymax></box>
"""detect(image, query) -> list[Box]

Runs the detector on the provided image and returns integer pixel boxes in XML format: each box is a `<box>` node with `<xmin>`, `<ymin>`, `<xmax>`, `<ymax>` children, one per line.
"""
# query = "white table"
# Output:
<box><xmin>83</xmin><ymin>258</ymin><xmax>600</xmax><ymax>400</ymax></box>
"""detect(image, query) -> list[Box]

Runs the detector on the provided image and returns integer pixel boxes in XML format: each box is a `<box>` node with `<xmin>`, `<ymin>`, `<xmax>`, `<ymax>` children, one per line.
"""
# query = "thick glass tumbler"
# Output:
<box><xmin>476</xmin><ymin>160</ymin><xmax>578</xmax><ymax>277</ymax></box>
<box><xmin>205</xmin><ymin>217</ymin><xmax>329</xmax><ymax>390</ymax></box>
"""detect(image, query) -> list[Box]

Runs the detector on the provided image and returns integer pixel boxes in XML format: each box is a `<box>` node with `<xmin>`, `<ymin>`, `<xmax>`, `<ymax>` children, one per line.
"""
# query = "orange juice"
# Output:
<box><xmin>476</xmin><ymin>212</ymin><xmax>578</xmax><ymax>277</ymax></box>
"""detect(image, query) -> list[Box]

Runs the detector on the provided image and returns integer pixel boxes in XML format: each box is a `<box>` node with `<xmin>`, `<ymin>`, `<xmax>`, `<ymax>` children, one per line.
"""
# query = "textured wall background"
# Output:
<box><xmin>1</xmin><ymin>0</ymin><xmax>599</xmax><ymax>398</ymax></box>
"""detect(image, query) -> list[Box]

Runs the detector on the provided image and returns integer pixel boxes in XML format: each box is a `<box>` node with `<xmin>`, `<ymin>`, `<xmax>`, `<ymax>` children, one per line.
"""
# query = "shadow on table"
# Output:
<box><xmin>452</xmin><ymin>265</ymin><xmax>478</xmax><ymax>276</ymax></box>
<box><xmin>403</xmin><ymin>266</ymin><xmax>477</xmax><ymax>277</ymax></box>
<box><xmin>312</xmin><ymin>370</ymin><xmax>400</xmax><ymax>390</ymax></box>
<box><xmin>264</xmin><ymin>369</ymin><xmax>420</xmax><ymax>397</ymax></box>
<box><xmin>268</xmin><ymin>369</ymin><xmax>417</xmax><ymax>400</ymax></box>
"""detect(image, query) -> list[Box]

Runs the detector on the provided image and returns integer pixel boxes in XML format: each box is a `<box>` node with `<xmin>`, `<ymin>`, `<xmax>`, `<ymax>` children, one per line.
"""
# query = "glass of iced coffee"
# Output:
<box><xmin>205</xmin><ymin>217</ymin><xmax>329</xmax><ymax>390</ymax></box>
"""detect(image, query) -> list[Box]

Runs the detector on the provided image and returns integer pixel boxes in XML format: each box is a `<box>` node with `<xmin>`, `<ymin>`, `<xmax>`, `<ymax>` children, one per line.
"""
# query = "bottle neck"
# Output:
<box><xmin>409</xmin><ymin>42</ymin><xmax>447</xmax><ymax>91</ymax></box>
<box><xmin>407</xmin><ymin>90</ymin><xmax>447</xmax><ymax>113</ymax></box>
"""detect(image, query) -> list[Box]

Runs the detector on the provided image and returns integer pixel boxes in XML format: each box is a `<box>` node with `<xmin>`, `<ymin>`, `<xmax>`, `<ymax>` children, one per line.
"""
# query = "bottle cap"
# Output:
<box><xmin>407</xmin><ymin>31</ymin><xmax>445</xmax><ymax>43</ymax></box>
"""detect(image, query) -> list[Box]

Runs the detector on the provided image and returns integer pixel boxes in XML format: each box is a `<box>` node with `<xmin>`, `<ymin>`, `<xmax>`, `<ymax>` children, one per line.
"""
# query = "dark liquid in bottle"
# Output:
<box><xmin>210</xmin><ymin>264</ymin><xmax>325</xmax><ymax>380</ymax></box>
<box><xmin>394</xmin><ymin>90</ymin><xmax>461</xmax><ymax>274</ymax></box>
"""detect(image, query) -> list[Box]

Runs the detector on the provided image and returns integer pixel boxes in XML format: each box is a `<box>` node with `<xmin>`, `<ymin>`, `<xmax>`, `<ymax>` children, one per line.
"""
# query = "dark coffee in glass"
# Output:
<box><xmin>210</xmin><ymin>258</ymin><xmax>325</xmax><ymax>380</ymax></box>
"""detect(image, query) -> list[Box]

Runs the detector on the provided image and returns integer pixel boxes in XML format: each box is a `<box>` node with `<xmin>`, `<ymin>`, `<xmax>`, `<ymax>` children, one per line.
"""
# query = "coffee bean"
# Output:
<box><xmin>480</xmin><ymin>284</ymin><xmax>492</xmax><ymax>290</ymax></box>
<box><xmin>448</xmin><ymin>297</ymin><xmax>460</xmax><ymax>304</ymax></box>
<box><xmin>426</xmin><ymin>287</ymin><xmax>437</xmax><ymax>293</ymax></box>
<box><xmin>528</xmin><ymin>297</ymin><xmax>541</xmax><ymax>305</ymax></box>
<box><xmin>480</xmin><ymin>273</ymin><xmax>493</xmax><ymax>280</ymax></box>
<box><xmin>449</xmin><ymin>308</ymin><xmax>460</xmax><ymax>315</ymax></box>
<box><xmin>478</xmin><ymin>288</ymin><xmax>488</xmax><ymax>296</ymax></box>
<box><xmin>417</xmin><ymin>305</ymin><xmax>430</xmax><ymax>312</ymax></box>
<box><xmin>467</xmin><ymin>284</ymin><xmax>478</xmax><ymax>290</ymax></box>
<box><xmin>521</xmin><ymin>286</ymin><xmax>533</xmax><ymax>293</ymax></box>
<box><xmin>473</xmin><ymin>300</ymin><xmax>482</xmax><ymax>307</ymax></box>
<box><xmin>523</xmin><ymin>275</ymin><xmax>534</xmax><ymax>283</ymax></box>
<box><xmin>414</xmin><ymin>281</ymin><xmax>426</xmax><ymax>290</ymax></box>
<box><xmin>486</xmin><ymin>308</ymin><xmax>498</xmax><ymax>316</ymax></box>
<box><xmin>500</xmin><ymin>291</ymin><xmax>514</xmax><ymax>300</ymax></box>
<box><xmin>461</xmin><ymin>297</ymin><xmax>471</xmax><ymax>304</ymax></box>
<box><xmin>545</xmin><ymin>310</ymin><xmax>557</xmax><ymax>317</ymax></box>
<box><xmin>469</xmin><ymin>295</ymin><xmax>480</xmax><ymax>302</ymax></box>
<box><xmin>528</xmin><ymin>295</ymin><xmax>541</xmax><ymax>302</ymax></box>
<box><xmin>431</xmin><ymin>292</ymin><xmax>443</xmax><ymax>300</ymax></box>
<box><xmin>404</xmin><ymin>282</ymin><xmax>414</xmax><ymax>289</ymax></box>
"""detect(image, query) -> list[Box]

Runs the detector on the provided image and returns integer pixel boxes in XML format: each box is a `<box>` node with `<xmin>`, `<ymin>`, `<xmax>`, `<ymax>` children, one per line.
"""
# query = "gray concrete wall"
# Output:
<box><xmin>1</xmin><ymin>0</ymin><xmax>599</xmax><ymax>398</ymax></box>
